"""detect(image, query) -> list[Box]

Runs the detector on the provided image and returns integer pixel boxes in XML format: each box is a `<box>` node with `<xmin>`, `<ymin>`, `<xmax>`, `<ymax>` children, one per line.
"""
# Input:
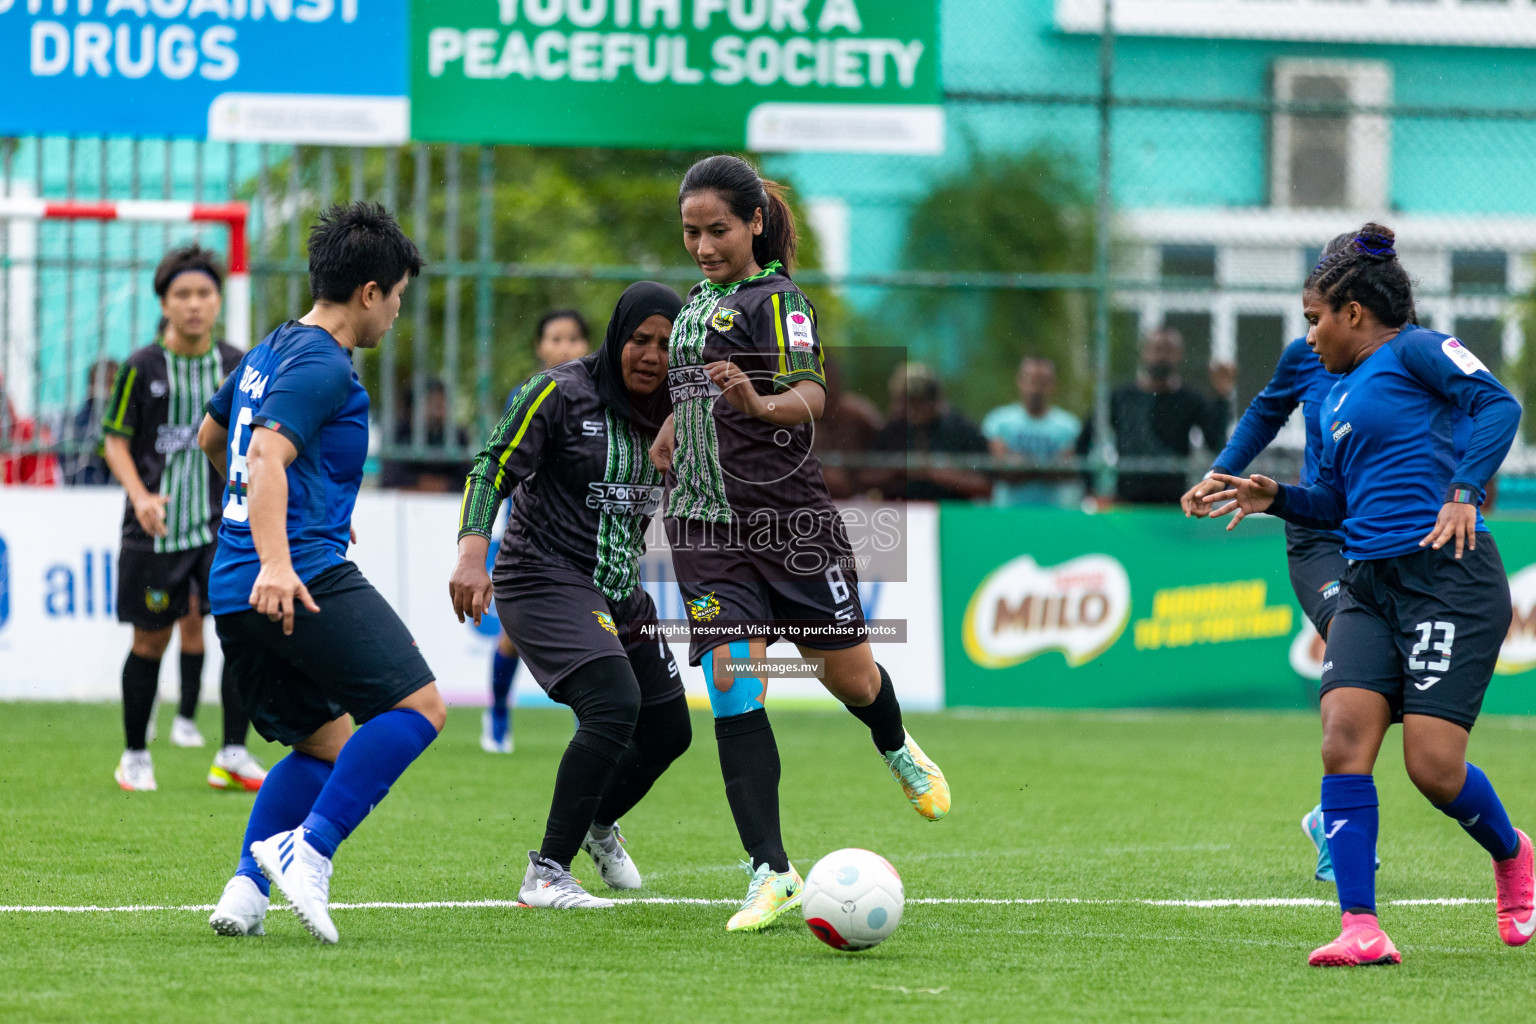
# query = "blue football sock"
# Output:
<box><xmin>1321</xmin><ymin>774</ymin><xmax>1379</xmax><ymax>916</ymax></box>
<box><xmin>236</xmin><ymin>751</ymin><xmax>333</xmax><ymax>896</ymax></box>
<box><xmin>491</xmin><ymin>650</ymin><xmax>517</xmax><ymax>715</ymax></box>
<box><xmin>301</xmin><ymin>709</ymin><xmax>438</xmax><ymax>859</ymax></box>
<box><xmin>1435</xmin><ymin>763</ymin><xmax>1521</xmax><ymax>861</ymax></box>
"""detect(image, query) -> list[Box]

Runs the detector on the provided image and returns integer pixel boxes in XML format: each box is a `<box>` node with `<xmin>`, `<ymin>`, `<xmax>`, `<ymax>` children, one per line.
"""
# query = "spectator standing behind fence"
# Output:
<box><xmin>869</xmin><ymin>362</ymin><xmax>992</xmax><ymax>502</ymax></box>
<box><xmin>982</xmin><ymin>356</ymin><xmax>1082</xmax><ymax>508</ymax></box>
<box><xmin>380</xmin><ymin>379</ymin><xmax>471</xmax><ymax>492</ymax></box>
<box><xmin>815</xmin><ymin>357</ymin><xmax>884</xmax><ymax>500</ymax></box>
<box><xmin>1076</xmin><ymin>328</ymin><xmax>1236</xmax><ymax>504</ymax></box>
<box><xmin>63</xmin><ymin>358</ymin><xmax>120</xmax><ymax>486</ymax></box>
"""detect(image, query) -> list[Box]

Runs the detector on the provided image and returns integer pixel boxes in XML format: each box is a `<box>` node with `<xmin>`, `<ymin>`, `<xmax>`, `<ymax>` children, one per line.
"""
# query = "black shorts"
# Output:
<box><xmin>493</xmin><ymin>567</ymin><xmax>683</xmax><ymax>707</ymax></box>
<box><xmin>1285</xmin><ymin>523</ymin><xmax>1347</xmax><ymax>638</ymax></box>
<box><xmin>214</xmin><ymin>562</ymin><xmax>434</xmax><ymax>746</ymax></box>
<box><xmin>116</xmin><ymin>543</ymin><xmax>214</xmax><ymax>631</ymax></box>
<box><xmin>1320</xmin><ymin>534</ymin><xmax>1511</xmax><ymax>729</ymax></box>
<box><xmin>665</xmin><ymin>514</ymin><xmax>866</xmax><ymax>666</ymax></box>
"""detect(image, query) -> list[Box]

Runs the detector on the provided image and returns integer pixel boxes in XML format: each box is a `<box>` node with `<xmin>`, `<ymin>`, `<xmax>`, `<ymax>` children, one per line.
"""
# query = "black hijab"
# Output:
<box><xmin>588</xmin><ymin>281</ymin><xmax>682</xmax><ymax>435</ymax></box>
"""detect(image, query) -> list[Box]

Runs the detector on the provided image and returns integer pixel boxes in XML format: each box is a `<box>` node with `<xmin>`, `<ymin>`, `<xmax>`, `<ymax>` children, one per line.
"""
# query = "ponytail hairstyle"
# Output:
<box><xmin>1304</xmin><ymin>222</ymin><xmax>1416</xmax><ymax>328</ymax></box>
<box><xmin>678</xmin><ymin>155</ymin><xmax>797</xmax><ymax>276</ymax></box>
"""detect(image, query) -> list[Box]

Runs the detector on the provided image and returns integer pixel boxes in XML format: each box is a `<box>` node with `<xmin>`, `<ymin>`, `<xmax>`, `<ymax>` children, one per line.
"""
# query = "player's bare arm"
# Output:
<box><xmin>198</xmin><ymin>414</ymin><xmax>229</xmax><ymax>478</ymax></box>
<box><xmin>102</xmin><ymin>433</ymin><xmax>169</xmax><ymax>538</ymax></box>
<box><xmin>448</xmin><ymin>534</ymin><xmax>495</xmax><ymax>626</ymax></box>
<box><xmin>245</xmin><ymin>426</ymin><xmax>319</xmax><ymax>634</ymax></box>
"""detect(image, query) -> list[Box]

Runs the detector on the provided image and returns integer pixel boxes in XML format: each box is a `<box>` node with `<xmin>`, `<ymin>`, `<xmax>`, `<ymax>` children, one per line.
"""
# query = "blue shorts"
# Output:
<box><xmin>1320</xmin><ymin>534</ymin><xmax>1510</xmax><ymax>730</ymax></box>
<box><xmin>1285</xmin><ymin>523</ymin><xmax>1346</xmax><ymax>637</ymax></box>
<box><xmin>214</xmin><ymin>562</ymin><xmax>434</xmax><ymax>746</ymax></box>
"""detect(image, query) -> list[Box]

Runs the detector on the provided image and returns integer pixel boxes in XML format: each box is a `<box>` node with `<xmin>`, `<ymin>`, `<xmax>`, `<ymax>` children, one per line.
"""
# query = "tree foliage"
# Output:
<box><xmin>243</xmin><ymin>145</ymin><xmax>830</xmax><ymax>446</ymax></box>
<box><xmin>896</xmin><ymin>149</ymin><xmax>1093</xmax><ymax>418</ymax></box>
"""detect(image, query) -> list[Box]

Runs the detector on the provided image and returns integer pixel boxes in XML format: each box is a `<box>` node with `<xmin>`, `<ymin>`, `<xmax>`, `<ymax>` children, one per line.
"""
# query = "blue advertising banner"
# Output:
<box><xmin>1</xmin><ymin>0</ymin><xmax>408</xmax><ymax>143</ymax></box>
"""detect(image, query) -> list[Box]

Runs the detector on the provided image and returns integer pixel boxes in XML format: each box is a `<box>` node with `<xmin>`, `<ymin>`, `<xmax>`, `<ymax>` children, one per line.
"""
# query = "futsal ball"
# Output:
<box><xmin>801</xmin><ymin>848</ymin><xmax>904</xmax><ymax>951</ymax></box>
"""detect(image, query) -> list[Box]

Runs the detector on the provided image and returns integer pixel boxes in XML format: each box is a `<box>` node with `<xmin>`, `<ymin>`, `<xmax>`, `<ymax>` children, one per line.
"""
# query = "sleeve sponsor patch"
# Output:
<box><xmin>1442</xmin><ymin>337</ymin><xmax>1489</xmax><ymax>376</ymax></box>
<box><xmin>785</xmin><ymin>309</ymin><xmax>814</xmax><ymax>350</ymax></box>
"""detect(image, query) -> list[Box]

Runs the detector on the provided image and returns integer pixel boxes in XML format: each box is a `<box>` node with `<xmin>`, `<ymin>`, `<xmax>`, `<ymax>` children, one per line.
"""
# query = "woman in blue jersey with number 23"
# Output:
<box><xmin>1207</xmin><ymin>223</ymin><xmax>1532</xmax><ymax>967</ymax></box>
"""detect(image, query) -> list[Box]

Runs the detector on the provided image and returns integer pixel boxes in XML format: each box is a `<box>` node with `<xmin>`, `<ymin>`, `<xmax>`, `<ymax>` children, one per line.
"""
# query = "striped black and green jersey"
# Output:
<box><xmin>458</xmin><ymin>355</ymin><xmax>662</xmax><ymax>603</ymax></box>
<box><xmin>102</xmin><ymin>339</ymin><xmax>242</xmax><ymax>553</ymax></box>
<box><xmin>666</xmin><ymin>264</ymin><xmax>829</xmax><ymax>522</ymax></box>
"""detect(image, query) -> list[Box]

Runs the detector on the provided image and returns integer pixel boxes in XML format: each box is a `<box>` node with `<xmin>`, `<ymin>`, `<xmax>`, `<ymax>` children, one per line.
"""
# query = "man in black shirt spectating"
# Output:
<box><xmin>1078</xmin><ymin>328</ymin><xmax>1235</xmax><ymax>504</ymax></box>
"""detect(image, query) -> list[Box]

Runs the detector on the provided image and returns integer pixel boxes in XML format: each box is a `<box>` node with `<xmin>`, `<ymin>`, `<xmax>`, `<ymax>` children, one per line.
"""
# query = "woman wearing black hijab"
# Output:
<box><xmin>450</xmin><ymin>282</ymin><xmax>689</xmax><ymax>909</ymax></box>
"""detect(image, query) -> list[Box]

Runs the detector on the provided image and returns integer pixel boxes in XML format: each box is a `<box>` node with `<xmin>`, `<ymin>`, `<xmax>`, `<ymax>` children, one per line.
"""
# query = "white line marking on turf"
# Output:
<box><xmin>0</xmin><ymin>896</ymin><xmax>1498</xmax><ymax>914</ymax></box>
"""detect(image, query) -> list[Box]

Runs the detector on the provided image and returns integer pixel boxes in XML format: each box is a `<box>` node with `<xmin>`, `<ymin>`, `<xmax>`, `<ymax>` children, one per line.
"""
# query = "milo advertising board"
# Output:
<box><xmin>941</xmin><ymin>506</ymin><xmax>1536</xmax><ymax>714</ymax></box>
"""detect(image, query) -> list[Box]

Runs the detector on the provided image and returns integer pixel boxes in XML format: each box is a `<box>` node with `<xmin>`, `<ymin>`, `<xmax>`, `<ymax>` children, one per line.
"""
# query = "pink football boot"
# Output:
<box><xmin>1308</xmin><ymin>911</ymin><xmax>1401</xmax><ymax>967</ymax></box>
<box><xmin>1494</xmin><ymin>828</ymin><xmax>1536</xmax><ymax>947</ymax></box>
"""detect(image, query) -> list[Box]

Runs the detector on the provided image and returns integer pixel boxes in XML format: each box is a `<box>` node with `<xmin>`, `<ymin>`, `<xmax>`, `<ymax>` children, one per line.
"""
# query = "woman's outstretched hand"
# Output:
<box><xmin>1203</xmin><ymin>473</ymin><xmax>1280</xmax><ymax>531</ymax></box>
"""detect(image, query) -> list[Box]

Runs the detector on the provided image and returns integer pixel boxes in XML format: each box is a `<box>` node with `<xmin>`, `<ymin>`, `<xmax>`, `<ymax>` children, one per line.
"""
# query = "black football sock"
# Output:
<box><xmin>177</xmin><ymin>652</ymin><xmax>204</xmax><ymax>719</ymax></box>
<box><xmin>844</xmin><ymin>664</ymin><xmax>906</xmax><ymax>755</ymax></box>
<box><xmin>538</xmin><ymin>658</ymin><xmax>640</xmax><ymax>869</ymax></box>
<box><xmin>220</xmin><ymin>661</ymin><xmax>251</xmax><ymax>749</ymax></box>
<box><xmin>594</xmin><ymin>694</ymin><xmax>692</xmax><ymax>826</ymax></box>
<box><xmin>121</xmin><ymin>653</ymin><xmax>160</xmax><ymax>751</ymax></box>
<box><xmin>715</xmin><ymin>709</ymin><xmax>789</xmax><ymax>873</ymax></box>
<box><xmin>540</xmin><ymin>739</ymin><xmax>624</xmax><ymax>870</ymax></box>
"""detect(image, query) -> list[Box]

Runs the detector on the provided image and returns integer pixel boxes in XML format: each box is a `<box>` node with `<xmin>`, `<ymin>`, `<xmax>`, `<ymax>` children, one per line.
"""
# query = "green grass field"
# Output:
<box><xmin>3</xmin><ymin>701</ymin><xmax>1534</xmax><ymax>1023</ymax></box>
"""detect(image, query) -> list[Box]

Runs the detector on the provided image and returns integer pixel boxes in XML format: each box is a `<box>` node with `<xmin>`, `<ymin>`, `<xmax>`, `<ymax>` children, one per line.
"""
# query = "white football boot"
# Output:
<box><xmin>114</xmin><ymin>750</ymin><xmax>157</xmax><ymax>791</ymax></box>
<box><xmin>208</xmin><ymin>745</ymin><xmax>268</xmax><ymax>792</ymax></box>
<box><xmin>209</xmin><ymin>875</ymin><xmax>269</xmax><ymax>937</ymax></box>
<box><xmin>517</xmin><ymin>851</ymin><xmax>615</xmax><ymax>908</ymax></box>
<box><xmin>171</xmin><ymin>715</ymin><xmax>206</xmax><ymax>748</ymax></box>
<box><xmin>251</xmin><ymin>828</ymin><xmax>338</xmax><ymax>944</ymax></box>
<box><xmin>581</xmin><ymin>823</ymin><xmax>642</xmax><ymax>890</ymax></box>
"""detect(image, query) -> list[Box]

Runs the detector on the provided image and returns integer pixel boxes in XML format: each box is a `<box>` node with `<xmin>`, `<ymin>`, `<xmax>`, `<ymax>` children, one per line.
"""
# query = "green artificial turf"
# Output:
<box><xmin>2</xmin><ymin>702</ymin><xmax>1534</xmax><ymax>1023</ymax></box>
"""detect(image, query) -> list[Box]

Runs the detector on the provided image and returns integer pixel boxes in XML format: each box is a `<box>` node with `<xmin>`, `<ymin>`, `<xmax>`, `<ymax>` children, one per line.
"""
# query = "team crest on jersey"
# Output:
<box><xmin>145</xmin><ymin>589</ymin><xmax>170</xmax><ymax>613</ymax></box>
<box><xmin>711</xmin><ymin>307</ymin><xmax>740</xmax><ymax>332</ymax></box>
<box><xmin>687</xmin><ymin>592</ymin><xmax>722</xmax><ymax>623</ymax></box>
<box><xmin>785</xmin><ymin>310</ymin><xmax>813</xmax><ymax>351</ymax></box>
<box><xmin>149</xmin><ymin>380</ymin><xmax>169</xmax><ymax>398</ymax></box>
<box><xmin>592</xmin><ymin>611</ymin><xmax>619</xmax><ymax>637</ymax></box>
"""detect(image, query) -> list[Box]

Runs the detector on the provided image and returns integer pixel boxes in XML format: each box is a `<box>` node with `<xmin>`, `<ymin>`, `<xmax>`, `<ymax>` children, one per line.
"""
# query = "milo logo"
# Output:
<box><xmin>1497</xmin><ymin>563</ymin><xmax>1536</xmax><ymax>674</ymax></box>
<box><xmin>962</xmin><ymin>553</ymin><xmax>1130</xmax><ymax>669</ymax></box>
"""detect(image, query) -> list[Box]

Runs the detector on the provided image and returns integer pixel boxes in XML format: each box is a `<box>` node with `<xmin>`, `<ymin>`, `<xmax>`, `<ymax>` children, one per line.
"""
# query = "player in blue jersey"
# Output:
<box><xmin>196</xmin><ymin>202</ymin><xmax>442</xmax><ymax>944</ymax></box>
<box><xmin>1207</xmin><ymin>223</ymin><xmax>1532</xmax><ymax>966</ymax></box>
<box><xmin>1182</xmin><ymin>233</ymin><xmax>1384</xmax><ymax>884</ymax></box>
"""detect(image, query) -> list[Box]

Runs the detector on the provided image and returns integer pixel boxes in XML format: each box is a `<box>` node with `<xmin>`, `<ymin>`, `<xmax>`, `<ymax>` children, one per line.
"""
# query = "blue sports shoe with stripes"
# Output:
<box><xmin>251</xmin><ymin>827</ymin><xmax>338</xmax><ymax>944</ymax></box>
<box><xmin>1302</xmin><ymin>805</ymin><xmax>1380</xmax><ymax>884</ymax></box>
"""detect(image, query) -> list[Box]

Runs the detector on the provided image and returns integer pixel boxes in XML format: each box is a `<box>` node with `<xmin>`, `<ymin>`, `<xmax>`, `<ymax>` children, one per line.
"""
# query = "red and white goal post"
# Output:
<box><xmin>0</xmin><ymin>197</ymin><xmax>250</xmax><ymax>351</ymax></box>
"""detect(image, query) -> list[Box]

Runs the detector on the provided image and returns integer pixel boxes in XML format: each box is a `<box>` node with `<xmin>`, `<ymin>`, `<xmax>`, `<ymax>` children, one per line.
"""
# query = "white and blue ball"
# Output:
<box><xmin>801</xmin><ymin>848</ymin><xmax>904</xmax><ymax>951</ymax></box>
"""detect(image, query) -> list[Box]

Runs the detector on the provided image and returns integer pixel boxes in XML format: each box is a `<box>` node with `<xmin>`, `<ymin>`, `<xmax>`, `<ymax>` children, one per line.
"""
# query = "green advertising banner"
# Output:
<box><xmin>940</xmin><ymin>507</ymin><xmax>1536</xmax><ymax>715</ymax></box>
<box><xmin>411</xmin><ymin>0</ymin><xmax>942</xmax><ymax>151</ymax></box>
